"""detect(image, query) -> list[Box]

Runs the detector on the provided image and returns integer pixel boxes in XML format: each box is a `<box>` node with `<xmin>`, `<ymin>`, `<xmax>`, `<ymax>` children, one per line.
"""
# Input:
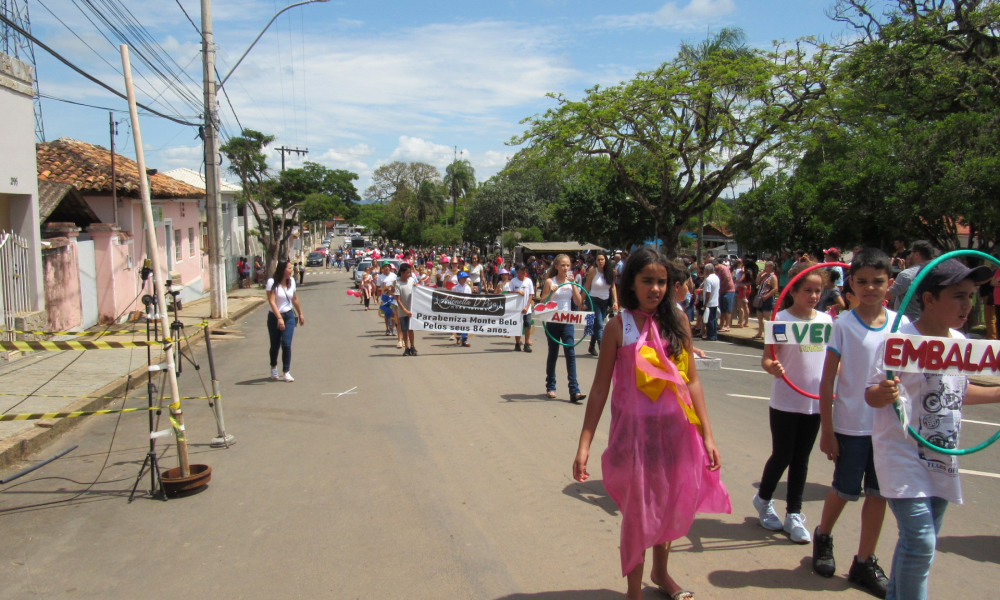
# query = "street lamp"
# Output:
<box><xmin>201</xmin><ymin>0</ymin><xmax>329</xmax><ymax>319</ymax></box>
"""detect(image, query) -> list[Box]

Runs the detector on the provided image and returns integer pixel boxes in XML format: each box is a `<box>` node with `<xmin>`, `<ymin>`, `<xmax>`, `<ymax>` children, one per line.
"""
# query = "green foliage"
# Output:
<box><xmin>513</xmin><ymin>30</ymin><xmax>836</xmax><ymax>256</ymax></box>
<box><xmin>444</xmin><ymin>159</ymin><xmax>477</xmax><ymax>226</ymax></box>
<box><xmin>422</xmin><ymin>224</ymin><xmax>463</xmax><ymax>248</ymax></box>
<box><xmin>553</xmin><ymin>159</ymin><xmax>655</xmax><ymax>249</ymax></box>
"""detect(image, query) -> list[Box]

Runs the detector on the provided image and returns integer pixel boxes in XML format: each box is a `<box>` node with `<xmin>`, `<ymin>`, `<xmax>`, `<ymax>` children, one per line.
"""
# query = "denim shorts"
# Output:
<box><xmin>398</xmin><ymin>316</ymin><xmax>411</xmax><ymax>332</ymax></box>
<box><xmin>719</xmin><ymin>291</ymin><xmax>735</xmax><ymax>314</ymax></box>
<box><xmin>832</xmin><ymin>433</ymin><xmax>880</xmax><ymax>501</ymax></box>
<box><xmin>523</xmin><ymin>313</ymin><xmax>533</xmax><ymax>330</ymax></box>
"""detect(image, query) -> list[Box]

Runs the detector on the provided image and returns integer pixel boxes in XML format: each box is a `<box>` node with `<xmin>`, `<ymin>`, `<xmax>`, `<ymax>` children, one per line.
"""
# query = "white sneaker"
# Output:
<box><xmin>270</xmin><ymin>368</ymin><xmax>279</xmax><ymax>379</ymax></box>
<box><xmin>753</xmin><ymin>494</ymin><xmax>783</xmax><ymax>531</ymax></box>
<box><xmin>784</xmin><ymin>512</ymin><xmax>812</xmax><ymax>544</ymax></box>
<box><xmin>282</xmin><ymin>372</ymin><xmax>295</xmax><ymax>382</ymax></box>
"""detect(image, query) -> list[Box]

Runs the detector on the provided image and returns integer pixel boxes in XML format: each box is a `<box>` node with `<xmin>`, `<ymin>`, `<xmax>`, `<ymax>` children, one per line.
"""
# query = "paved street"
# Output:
<box><xmin>1</xmin><ymin>267</ymin><xmax>998</xmax><ymax>599</ymax></box>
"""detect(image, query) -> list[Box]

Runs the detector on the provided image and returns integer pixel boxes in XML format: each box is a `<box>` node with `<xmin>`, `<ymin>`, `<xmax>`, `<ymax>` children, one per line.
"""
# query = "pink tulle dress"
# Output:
<box><xmin>601</xmin><ymin>309</ymin><xmax>731</xmax><ymax>576</ymax></box>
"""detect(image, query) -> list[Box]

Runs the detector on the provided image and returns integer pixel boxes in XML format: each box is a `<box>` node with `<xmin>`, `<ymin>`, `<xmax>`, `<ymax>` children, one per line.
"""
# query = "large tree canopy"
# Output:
<box><xmin>513</xmin><ymin>32</ymin><xmax>835</xmax><ymax>256</ymax></box>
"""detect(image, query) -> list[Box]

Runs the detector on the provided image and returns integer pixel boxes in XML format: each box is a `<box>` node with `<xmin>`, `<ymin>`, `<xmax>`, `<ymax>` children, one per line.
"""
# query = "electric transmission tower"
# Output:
<box><xmin>1</xmin><ymin>0</ymin><xmax>45</xmax><ymax>141</ymax></box>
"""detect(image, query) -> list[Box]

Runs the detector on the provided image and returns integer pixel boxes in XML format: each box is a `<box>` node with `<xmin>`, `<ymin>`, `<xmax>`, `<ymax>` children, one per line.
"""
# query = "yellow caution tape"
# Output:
<box><xmin>0</xmin><ymin>321</ymin><xmax>208</xmax><ymax>338</ymax></box>
<box><xmin>0</xmin><ymin>340</ymin><xmax>164</xmax><ymax>351</ymax></box>
<box><xmin>0</xmin><ymin>399</ymin><xmax>202</xmax><ymax>422</ymax></box>
<box><xmin>0</xmin><ymin>393</ymin><xmax>219</xmax><ymax>400</ymax></box>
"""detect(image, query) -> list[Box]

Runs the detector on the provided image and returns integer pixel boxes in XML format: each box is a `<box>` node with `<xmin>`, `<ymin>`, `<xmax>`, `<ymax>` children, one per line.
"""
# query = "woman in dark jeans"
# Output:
<box><xmin>541</xmin><ymin>254</ymin><xmax>587</xmax><ymax>403</ymax></box>
<box><xmin>584</xmin><ymin>252</ymin><xmax>618</xmax><ymax>356</ymax></box>
<box><xmin>266</xmin><ymin>260</ymin><xmax>305</xmax><ymax>382</ymax></box>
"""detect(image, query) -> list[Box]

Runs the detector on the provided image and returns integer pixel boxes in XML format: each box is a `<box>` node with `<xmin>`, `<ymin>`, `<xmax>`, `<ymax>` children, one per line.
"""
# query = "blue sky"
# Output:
<box><xmin>26</xmin><ymin>0</ymin><xmax>855</xmax><ymax>193</ymax></box>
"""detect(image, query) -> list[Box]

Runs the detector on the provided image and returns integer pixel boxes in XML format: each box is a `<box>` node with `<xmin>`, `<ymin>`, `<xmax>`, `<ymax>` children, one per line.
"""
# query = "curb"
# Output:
<box><xmin>716</xmin><ymin>331</ymin><xmax>765</xmax><ymax>352</ymax></box>
<box><xmin>0</xmin><ymin>296</ymin><xmax>265</xmax><ymax>471</ymax></box>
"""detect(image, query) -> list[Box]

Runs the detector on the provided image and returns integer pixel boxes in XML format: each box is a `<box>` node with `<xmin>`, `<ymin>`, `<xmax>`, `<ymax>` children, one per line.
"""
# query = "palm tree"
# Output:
<box><xmin>444</xmin><ymin>159</ymin><xmax>476</xmax><ymax>226</ymax></box>
<box><xmin>678</xmin><ymin>27</ymin><xmax>751</xmax><ymax>261</ymax></box>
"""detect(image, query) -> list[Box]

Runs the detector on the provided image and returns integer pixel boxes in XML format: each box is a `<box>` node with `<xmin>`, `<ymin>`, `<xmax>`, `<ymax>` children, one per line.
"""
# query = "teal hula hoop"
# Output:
<box><xmin>541</xmin><ymin>281</ymin><xmax>594</xmax><ymax>348</ymax></box>
<box><xmin>888</xmin><ymin>248</ymin><xmax>1000</xmax><ymax>456</ymax></box>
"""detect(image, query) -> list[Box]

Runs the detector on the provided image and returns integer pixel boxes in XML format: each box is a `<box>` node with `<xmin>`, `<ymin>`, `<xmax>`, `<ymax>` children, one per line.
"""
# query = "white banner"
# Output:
<box><xmin>765</xmin><ymin>320</ymin><xmax>832</xmax><ymax>346</ymax></box>
<box><xmin>882</xmin><ymin>333</ymin><xmax>1000</xmax><ymax>376</ymax></box>
<box><xmin>410</xmin><ymin>286</ymin><xmax>525</xmax><ymax>336</ymax></box>
<box><xmin>532</xmin><ymin>301</ymin><xmax>594</xmax><ymax>325</ymax></box>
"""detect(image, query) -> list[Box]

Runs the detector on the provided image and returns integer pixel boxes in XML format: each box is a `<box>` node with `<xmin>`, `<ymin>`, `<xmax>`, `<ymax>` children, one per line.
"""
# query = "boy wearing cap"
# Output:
<box><xmin>510</xmin><ymin>264</ymin><xmax>535</xmax><ymax>352</ymax></box>
<box><xmin>824</xmin><ymin>248</ymin><xmax>845</xmax><ymax>291</ymax></box>
<box><xmin>377</xmin><ymin>262</ymin><xmax>398</xmax><ymax>338</ymax></box>
<box><xmin>865</xmin><ymin>259</ymin><xmax>999</xmax><ymax>600</ymax></box>
<box><xmin>453</xmin><ymin>271</ymin><xmax>472</xmax><ymax>347</ymax></box>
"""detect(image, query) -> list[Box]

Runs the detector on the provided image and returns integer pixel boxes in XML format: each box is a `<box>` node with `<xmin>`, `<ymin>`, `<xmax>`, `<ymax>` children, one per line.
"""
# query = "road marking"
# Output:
<box><xmin>959</xmin><ymin>469</ymin><xmax>1000</xmax><ymax>480</ymax></box>
<box><xmin>727</xmin><ymin>393</ymin><xmax>770</xmax><ymax>401</ymax></box>
<box><xmin>323</xmin><ymin>386</ymin><xmax>358</xmax><ymax>398</ymax></box>
<box><xmin>963</xmin><ymin>419</ymin><xmax>1000</xmax><ymax>428</ymax></box>
<box><xmin>705</xmin><ymin>350</ymin><xmax>761</xmax><ymax>358</ymax></box>
<box><xmin>722</xmin><ymin>367</ymin><xmax>767</xmax><ymax>374</ymax></box>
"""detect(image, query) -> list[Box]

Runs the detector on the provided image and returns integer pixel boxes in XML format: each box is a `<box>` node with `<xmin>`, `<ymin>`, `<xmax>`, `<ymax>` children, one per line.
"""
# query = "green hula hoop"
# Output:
<box><xmin>889</xmin><ymin>248</ymin><xmax>1000</xmax><ymax>456</ymax></box>
<box><xmin>541</xmin><ymin>281</ymin><xmax>594</xmax><ymax>348</ymax></box>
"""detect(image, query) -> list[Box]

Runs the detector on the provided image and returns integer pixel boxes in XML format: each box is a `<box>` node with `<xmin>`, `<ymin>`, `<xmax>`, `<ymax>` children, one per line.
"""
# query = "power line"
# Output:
<box><xmin>173</xmin><ymin>0</ymin><xmax>200</xmax><ymax>35</ymax></box>
<box><xmin>0</xmin><ymin>11</ymin><xmax>199</xmax><ymax>127</ymax></box>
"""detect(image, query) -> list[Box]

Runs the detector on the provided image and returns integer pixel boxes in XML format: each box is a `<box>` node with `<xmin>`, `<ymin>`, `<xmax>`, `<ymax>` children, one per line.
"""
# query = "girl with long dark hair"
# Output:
<box><xmin>584</xmin><ymin>252</ymin><xmax>619</xmax><ymax>356</ymax></box>
<box><xmin>541</xmin><ymin>254</ymin><xmax>586</xmax><ymax>403</ymax></box>
<box><xmin>266</xmin><ymin>260</ymin><xmax>305</xmax><ymax>382</ymax></box>
<box><xmin>573</xmin><ymin>248</ymin><xmax>730</xmax><ymax>599</ymax></box>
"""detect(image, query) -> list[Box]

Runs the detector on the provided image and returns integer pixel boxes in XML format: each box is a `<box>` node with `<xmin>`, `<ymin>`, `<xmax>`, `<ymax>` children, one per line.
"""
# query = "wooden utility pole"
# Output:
<box><xmin>121</xmin><ymin>44</ymin><xmax>190</xmax><ymax>477</ymax></box>
<box><xmin>201</xmin><ymin>0</ymin><xmax>228</xmax><ymax>320</ymax></box>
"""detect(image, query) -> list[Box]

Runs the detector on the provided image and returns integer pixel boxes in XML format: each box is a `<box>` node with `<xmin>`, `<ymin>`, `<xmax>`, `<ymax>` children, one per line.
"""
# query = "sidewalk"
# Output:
<box><xmin>711</xmin><ymin>317</ymin><xmax>1000</xmax><ymax>387</ymax></box>
<box><xmin>0</xmin><ymin>286</ymin><xmax>266</xmax><ymax>469</ymax></box>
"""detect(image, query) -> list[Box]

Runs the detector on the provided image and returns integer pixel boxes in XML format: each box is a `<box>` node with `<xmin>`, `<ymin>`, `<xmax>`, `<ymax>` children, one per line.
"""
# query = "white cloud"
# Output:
<box><xmin>385</xmin><ymin>136</ymin><xmax>460</xmax><ymax>169</ymax></box>
<box><xmin>474</xmin><ymin>150</ymin><xmax>512</xmax><ymax>171</ymax></box>
<box><xmin>313</xmin><ymin>144</ymin><xmax>376</xmax><ymax>174</ymax></box>
<box><xmin>157</xmin><ymin>145</ymin><xmax>204</xmax><ymax>169</ymax></box>
<box><xmin>599</xmin><ymin>0</ymin><xmax>737</xmax><ymax>30</ymax></box>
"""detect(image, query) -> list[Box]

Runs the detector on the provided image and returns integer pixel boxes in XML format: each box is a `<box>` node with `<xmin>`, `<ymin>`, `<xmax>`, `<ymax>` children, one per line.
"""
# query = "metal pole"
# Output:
<box><xmin>204</xmin><ymin>327</ymin><xmax>234</xmax><ymax>447</ymax></box>
<box><xmin>121</xmin><ymin>44</ymin><xmax>190</xmax><ymax>478</ymax></box>
<box><xmin>202</xmin><ymin>0</ymin><xmax>228</xmax><ymax>320</ymax></box>
<box><xmin>110</xmin><ymin>111</ymin><xmax>118</xmax><ymax>226</ymax></box>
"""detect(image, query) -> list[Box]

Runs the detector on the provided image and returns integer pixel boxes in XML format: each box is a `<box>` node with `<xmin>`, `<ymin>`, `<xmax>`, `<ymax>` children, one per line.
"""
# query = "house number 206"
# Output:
<box><xmin>9</xmin><ymin>177</ymin><xmax>17</xmax><ymax>186</ymax></box>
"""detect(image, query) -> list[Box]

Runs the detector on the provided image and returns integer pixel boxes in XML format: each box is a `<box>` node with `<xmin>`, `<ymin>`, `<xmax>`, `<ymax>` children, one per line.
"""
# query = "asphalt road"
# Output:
<box><xmin>0</xmin><ymin>266</ymin><xmax>997</xmax><ymax>599</ymax></box>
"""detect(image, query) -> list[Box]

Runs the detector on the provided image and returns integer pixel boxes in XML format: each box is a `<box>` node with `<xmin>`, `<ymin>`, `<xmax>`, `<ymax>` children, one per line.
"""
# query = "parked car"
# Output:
<box><xmin>353</xmin><ymin>260</ymin><xmax>372</xmax><ymax>287</ymax></box>
<box><xmin>306</xmin><ymin>252</ymin><xmax>325</xmax><ymax>267</ymax></box>
<box><xmin>314</xmin><ymin>246</ymin><xmax>328</xmax><ymax>256</ymax></box>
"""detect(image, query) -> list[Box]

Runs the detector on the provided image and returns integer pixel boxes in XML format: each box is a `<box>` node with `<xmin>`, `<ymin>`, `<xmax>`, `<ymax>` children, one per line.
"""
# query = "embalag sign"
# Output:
<box><xmin>883</xmin><ymin>333</ymin><xmax>1000</xmax><ymax>376</ymax></box>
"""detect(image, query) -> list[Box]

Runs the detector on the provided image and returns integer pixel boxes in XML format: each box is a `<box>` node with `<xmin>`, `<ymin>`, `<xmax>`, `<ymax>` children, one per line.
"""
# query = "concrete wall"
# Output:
<box><xmin>0</xmin><ymin>53</ymin><xmax>44</xmax><ymax>312</ymax></box>
<box><xmin>42</xmin><ymin>238</ymin><xmax>82</xmax><ymax>331</ymax></box>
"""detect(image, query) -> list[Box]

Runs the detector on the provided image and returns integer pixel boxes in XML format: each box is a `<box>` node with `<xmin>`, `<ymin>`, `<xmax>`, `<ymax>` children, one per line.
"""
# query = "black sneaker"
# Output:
<box><xmin>410</xmin><ymin>348</ymin><xmax>418</xmax><ymax>356</ymax></box>
<box><xmin>403</xmin><ymin>347</ymin><xmax>412</xmax><ymax>356</ymax></box>
<box><xmin>812</xmin><ymin>527</ymin><xmax>835</xmax><ymax>577</ymax></box>
<box><xmin>523</xmin><ymin>345</ymin><xmax>532</xmax><ymax>353</ymax></box>
<box><xmin>848</xmin><ymin>555</ymin><xmax>888</xmax><ymax>599</ymax></box>
<box><xmin>514</xmin><ymin>343</ymin><xmax>522</xmax><ymax>351</ymax></box>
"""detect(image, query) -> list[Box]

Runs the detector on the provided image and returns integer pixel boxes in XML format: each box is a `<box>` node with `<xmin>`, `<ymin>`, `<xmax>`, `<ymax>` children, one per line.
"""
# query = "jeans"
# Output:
<box><xmin>720</xmin><ymin>291</ymin><xmax>735</xmax><ymax>315</ymax></box>
<box><xmin>758</xmin><ymin>408</ymin><xmax>821</xmax><ymax>514</ymax></box>
<box><xmin>885</xmin><ymin>497</ymin><xmax>948</xmax><ymax>600</ymax></box>
<box><xmin>267</xmin><ymin>310</ymin><xmax>296</xmax><ymax>372</ymax></box>
<box><xmin>545</xmin><ymin>323</ymin><xmax>580</xmax><ymax>395</ymax></box>
<box><xmin>590</xmin><ymin>296</ymin><xmax>609</xmax><ymax>344</ymax></box>
<box><xmin>705</xmin><ymin>306</ymin><xmax>719</xmax><ymax>340</ymax></box>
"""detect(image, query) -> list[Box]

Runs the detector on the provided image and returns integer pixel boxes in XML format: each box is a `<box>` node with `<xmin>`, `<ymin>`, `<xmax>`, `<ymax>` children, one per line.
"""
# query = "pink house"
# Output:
<box><xmin>37</xmin><ymin>138</ymin><xmax>209</xmax><ymax>324</ymax></box>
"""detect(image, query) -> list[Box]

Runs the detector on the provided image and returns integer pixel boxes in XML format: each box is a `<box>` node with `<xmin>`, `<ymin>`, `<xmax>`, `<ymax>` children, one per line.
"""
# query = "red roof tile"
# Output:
<box><xmin>36</xmin><ymin>138</ymin><xmax>205</xmax><ymax>199</ymax></box>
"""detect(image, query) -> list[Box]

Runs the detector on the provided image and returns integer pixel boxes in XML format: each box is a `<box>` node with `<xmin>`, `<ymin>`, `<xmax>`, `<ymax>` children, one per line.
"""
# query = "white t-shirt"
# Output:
<box><xmin>452</xmin><ymin>283</ymin><xmax>472</xmax><ymax>294</ymax></box>
<box><xmin>468</xmin><ymin>264</ymin><xmax>483</xmax><ymax>284</ymax></box>
<box><xmin>266</xmin><ymin>278</ymin><xmax>296</xmax><ymax>314</ymax></box>
<box><xmin>828</xmin><ymin>308</ymin><xmax>907</xmax><ymax>435</ymax></box>
<box><xmin>867</xmin><ymin>322</ymin><xmax>966</xmax><ymax>504</ymax></box>
<box><xmin>769</xmin><ymin>309</ymin><xmax>834</xmax><ymax>415</ymax></box>
<box><xmin>703</xmin><ymin>273</ymin><xmax>720</xmax><ymax>308</ymax></box>
<box><xmin>549</xmin><ymin>277</ymin><xmax>574</xmax><ymax>310</ymax></box>
<box><xmin>377</xmin><ymin>272</ymin><xmax>397</xmax><ymax>291</ymax></box>
<box><xmin>509</xmin><ymin>276</ymin><xmax>535</xmax><ymax>312</ymax></box>
<box><xmin>500</xmin><ymin>280</ymin><xmax>511</xmax><ymax>293</ymax></box>
<box><xmin>590</xmin><ymin>271</ymin><xmax>612</xmax><ymax>300</ymax></box>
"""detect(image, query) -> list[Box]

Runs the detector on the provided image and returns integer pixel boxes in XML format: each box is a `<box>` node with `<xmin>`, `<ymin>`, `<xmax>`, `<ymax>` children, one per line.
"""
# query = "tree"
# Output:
<box><xmin>444</xmin><ymin>159</ymin><xmax>476</xmax><ymax>226</ymax></box>
<box><xmin>363</xmin><ymin>161</ymin><xmax>440</xmax><ymax>204</ymax></box>
<box><xmin>513</xmin><ymin>36</ymin><xmax>836</xmax><ymax>257</ymax></box>
<box><xmin>553</xmin><ymin>159</ymin><xmax>654</xmax><ymax>250</ymax></box>
<box><xmin>415</xmin><ymin>179</ymin><xmax>447</xmax><ymax>225</ymax></box>
<box><xmin>220</xmin><ymin>130</ymin><xmax>291</xmax><ymax>274</ymax></box>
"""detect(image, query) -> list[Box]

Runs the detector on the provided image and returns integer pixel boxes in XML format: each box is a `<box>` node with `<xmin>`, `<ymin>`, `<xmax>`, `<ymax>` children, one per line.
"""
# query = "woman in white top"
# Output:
<box><xmin>584</xmin><ymin>252</ymin><xmax>619</xmax><ymax>356</ymax></box>
<box><xmin>541</xmin><ymin>254</ymin><xmax>587</xmax><ymax>403</ymax></box>
<box><xmin>266</xmin><ymin>260</ymin><xmax>305</xmax><ymax>382</ymax></box>
<box><xmin>468</xmin><ymin>254</ymin><xmax>485</xmax><ymax>294</ymax></box>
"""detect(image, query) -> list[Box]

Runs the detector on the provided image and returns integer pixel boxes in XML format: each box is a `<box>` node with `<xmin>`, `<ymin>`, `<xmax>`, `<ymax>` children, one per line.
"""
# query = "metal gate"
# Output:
<box><xmin>0</xmin><ymin>230</ymin><xmax>31</xmax><ymax>341</ymax></box>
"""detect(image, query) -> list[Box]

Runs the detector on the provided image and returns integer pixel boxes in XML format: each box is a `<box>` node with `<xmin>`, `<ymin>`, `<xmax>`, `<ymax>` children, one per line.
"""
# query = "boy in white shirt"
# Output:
<box><xmin>453</xmin><ymin>271</ymin><xmax>472</xmax><ymax>347</ymax></box>
<box><xmin>510</xmin><ymin>264</ymin><xmax>535</xmax><ymax>353</ymax></box>
<box><xmin>866</xmin><ymin>258</ymin><xmax>999</xmax><ymax>600</ymax></box>
<box><xmin>813</xmin><ymin>248</ymin><xmax>899</xmax><ymax>596</ymax></box>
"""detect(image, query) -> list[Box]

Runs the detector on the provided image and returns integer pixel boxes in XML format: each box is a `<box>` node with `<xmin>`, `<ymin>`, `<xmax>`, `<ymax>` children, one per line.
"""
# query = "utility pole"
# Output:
<box><xmin>275</xmin><ymin>146</ymin><xmax>308</xmax><ymax>172</ymax></box>
<box><xmin>201</xmin><ymin>0</ymin><xmax>227</xmax><ymax>319</ymax></box>
<box><xmin>110</xmin><ymin>112</ymin><xmax>117</xmax><ymax>226</ymax></box>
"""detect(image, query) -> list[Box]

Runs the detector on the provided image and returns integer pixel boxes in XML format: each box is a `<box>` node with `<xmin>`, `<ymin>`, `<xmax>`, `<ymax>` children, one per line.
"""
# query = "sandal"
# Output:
<box><xmin>664</xmin><ymin>590</ymin><xmax>694</xmax><ymax>600</ymax></box>
<box><xmin>751</xmin><ymin>334</ymin><xmax>763</xmax><ymax>340</ymax></box>
<box><xmin>546</xmin><ymin>391</ymin><xmax>557</xmax><ymax>399</ymax></box>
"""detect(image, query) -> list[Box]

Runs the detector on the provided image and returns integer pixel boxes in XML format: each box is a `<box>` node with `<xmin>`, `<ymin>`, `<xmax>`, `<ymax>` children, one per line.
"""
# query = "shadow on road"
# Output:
<box><xmin>235</xmin><ymin>377</ymin><xmax>274</xmax><ymax>386</ymax></box>
<box><xmin>676</xmin><ymin>517</ymin><xmax>794</xmax><ymax>553</ymax></box>
<box><xmin>562</xmin><ymin>479</ymin><xmax>619</xmax><ymax>516</ymax></box>
<box><xmin>493</xmin><ymin>590</ymin><xmax>620</xmax><ymax>600</ymax></box>
<box><xmin>708</xmin><ymin>556</ymin><xmax>854</xmax><ymax>592</ymax></box>
<box><xmin>751</xmin><ymin>480</ymin><xmax>830</xmax><ymax>504</ymax></box>
<box><xmin>937</xmin><ymin>535</ymin><xmax>1000</xmax><ymax>564</ymax></box>
<box><xmin>501</xmin><ymin>393</ymin><xmax>552</xmax><ymax>403</ymax></box>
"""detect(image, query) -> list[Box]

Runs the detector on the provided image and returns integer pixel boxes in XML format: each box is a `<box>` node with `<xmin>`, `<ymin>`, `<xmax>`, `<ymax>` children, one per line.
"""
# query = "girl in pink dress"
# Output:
<box><xmin>574</xmin><ymin>249</ymin><xmax>731</xmax><ymax>600</ymax></box>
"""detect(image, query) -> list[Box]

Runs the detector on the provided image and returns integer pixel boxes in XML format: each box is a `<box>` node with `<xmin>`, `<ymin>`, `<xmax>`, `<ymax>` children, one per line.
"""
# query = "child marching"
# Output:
<box><xmin>573</xmin><ymin>249</ymin><xmax>730</xmax><ymax>600</ymax></box>
<box><xmin>753</xmin><ymin>261</ymin><xmax>832</xmax><ymax>544</ymax></box>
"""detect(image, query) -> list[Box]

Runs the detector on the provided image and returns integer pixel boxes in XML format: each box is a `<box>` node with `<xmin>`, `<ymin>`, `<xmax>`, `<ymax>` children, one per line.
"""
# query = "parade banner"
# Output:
<box><xmin>410</xmin><ymin>286</ymin><xmax>525</xmax><ymax>336</ymax></box>
<box><xmin>532</xmin><ymin>302</ymin><xmax>594</xmax><ymax>326</ymax></box>
<box><xmin>882</xmin><ymin>333</ymin><xmax>1000</xmax><ymax>376</ymax></box>
<box><xmin>765</xmin><ymin>320</ymin><xmax>832</xmax><ymax>346</ymax></box>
